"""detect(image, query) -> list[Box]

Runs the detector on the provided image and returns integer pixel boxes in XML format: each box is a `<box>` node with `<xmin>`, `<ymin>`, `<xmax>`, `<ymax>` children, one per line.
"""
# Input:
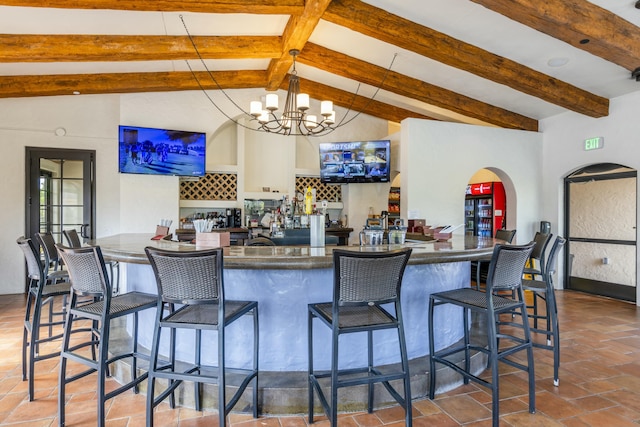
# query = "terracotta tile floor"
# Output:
<box><xmin>2</xmin><ymin>289</ymin><xmax>640</xmax><ymax>426</ymax></box>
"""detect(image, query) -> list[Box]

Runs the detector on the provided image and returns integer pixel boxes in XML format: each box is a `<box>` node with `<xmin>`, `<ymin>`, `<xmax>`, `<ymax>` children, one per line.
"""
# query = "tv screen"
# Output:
<box><xmin>319</xmin><ymin>140</ymin><xmax>390</xmax><ymax>183</ymax></box>
<box><xmin>118</xmin><ymin>125</ymin><xmax>206</xmax><ymax>177</ymax></box>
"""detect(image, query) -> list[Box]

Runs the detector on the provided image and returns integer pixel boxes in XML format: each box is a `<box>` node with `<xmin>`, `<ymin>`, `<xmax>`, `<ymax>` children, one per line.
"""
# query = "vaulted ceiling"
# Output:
<box><xmin>2</xmin><ymin>0</ymin><xmax>640</xmax><ymax>132</ymax></box>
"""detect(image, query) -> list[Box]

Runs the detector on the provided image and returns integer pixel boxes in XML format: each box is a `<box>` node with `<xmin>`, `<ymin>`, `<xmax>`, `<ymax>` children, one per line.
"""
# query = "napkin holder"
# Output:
<box><xmin>433</xmin><ymin>227</ymin><xmax>452</xmax><ymax>241</ymax></box>
<box><xmin>196</xmin><ymin>231</ymin><xmax>231</xmax><ymax>248</ymax></box>
<box><xmin>151</xmin><ymin>225</ymin><xmax>171</xmax><ymax>240</ymax></box>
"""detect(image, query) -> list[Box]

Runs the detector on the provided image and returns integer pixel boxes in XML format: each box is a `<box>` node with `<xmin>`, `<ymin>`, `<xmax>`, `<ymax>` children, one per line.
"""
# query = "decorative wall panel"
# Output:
<box><xmin>180</xmin><ymin>173</ymin><xmax>237</xmax><ymax>201</ymax></box>
<box><xmin>295</xmin><ymin>176</ymin><xmax>342</xmax><ymax>202</ymax></box>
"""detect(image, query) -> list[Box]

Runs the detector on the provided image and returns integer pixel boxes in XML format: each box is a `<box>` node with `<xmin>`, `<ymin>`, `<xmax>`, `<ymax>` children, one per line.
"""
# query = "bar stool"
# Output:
<box><xmin>472</xmin><ymin>229</ymin><xmax>516</xmax><ymax>290</ymax></box>
<box><xmin>56</xmin><ymin>244</ymin><xmax>157</xmax><ymax>427</ymax></box>
<box><xmin>63</xmin><ymin>229</ymin><xmax>121</xmax><ymax>295</ymax></box>
<box><xmin>308</xmin><ymin>248</ymin><xmax>413</xmax><ymax>427</ymax></box>
<box><xmin>429</xmin><ymin>242</ymin><xmax>535</xmax><ymax>427</ymax></box>
<box><xmin>144</xmin><ymin>246</ymin><xmax>259</xmax><ymax>427</ymax></box>
<box><xmin>523</xmin><ymin>231</ymin><xmax>552</xmax><ymax>280</ymax></box>
<box><xmin>522</xmin><ymin>236</ymin><xmax>566</xmax><ymax>386</ymax></box>
<box><xmin>35</xmin><ymin>232</ymin><xmax>69</xmax><ymax>284</ymax></box>
<box><xmin>17</xmin><ymin>236</ymin><xmax>70</xmax><ymax>401</ymax></box>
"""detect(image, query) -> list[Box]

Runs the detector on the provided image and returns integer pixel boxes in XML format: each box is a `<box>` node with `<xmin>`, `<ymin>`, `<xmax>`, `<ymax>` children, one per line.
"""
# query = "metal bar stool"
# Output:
<box><xmin>56</xmin><ymin>244</ymin><xmax>157</xmax><ymax>427</ymax></box>
<box><xmin>63</xmin><ymin>229</ymin><xmax>121</xmax><ymax>295</ymax></box>
<box><xmin>308</xmin><ymin>248</ymin><xmax>413</xmax><ymax>427</ymax></box>
<box><xmin>17</xmin><ymin>236</ymin><xmax>70</xmax><ymax>402</ymax></box>
<box><xmin>523</xmin><ymin>231</ymin><xmax>552</xmax><ymax>280</ymax></box>
<box><xmin>522</xmin><ymin>236</ymin><xmax>566</xmax><ymax>386</ymax></box>
<box><xmin>429</xmin><ymin>242</ymin><xmax>535</xmax><ymax>427</ymax></box>
<box><xmin>472</xmin><ymin>229</ymin><xmax>516</xmax><ymax>290</ymax></box>
<box><xmin>144</xmin><ymin>246</ymin><xmax>259</xmax><ymax>427</ymax></box>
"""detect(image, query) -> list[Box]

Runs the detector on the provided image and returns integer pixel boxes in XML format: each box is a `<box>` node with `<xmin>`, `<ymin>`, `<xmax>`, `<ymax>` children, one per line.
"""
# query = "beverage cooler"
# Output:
<box><xmin>464</xmin><ymin>181</ymin><xmax>506</xmax><ymax>237</ymax></box>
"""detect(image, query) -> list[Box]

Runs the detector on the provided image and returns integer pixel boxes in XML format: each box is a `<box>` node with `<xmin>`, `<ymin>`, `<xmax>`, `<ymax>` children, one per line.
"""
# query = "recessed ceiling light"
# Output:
<box><xmin>579</xmin><ymin>39</ymin><xmax>590</xmax><ymax>44</ymax></box>
<box><xmin>547</xmin><ymin>57</ymin><xmax>570</xmax><ymax>68</ymax></box>
<box><xmin>72</xmin><ymin>91</ymin><xmax>80</xmax><ymax>95</ymax></box>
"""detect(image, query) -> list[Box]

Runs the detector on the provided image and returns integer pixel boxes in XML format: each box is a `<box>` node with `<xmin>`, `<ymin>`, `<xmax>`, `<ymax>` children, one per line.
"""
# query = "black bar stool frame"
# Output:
<box><xmin>144</xmin><ymin>246</ymin><xmax>259</xmax><ymax>427</ymax></box>
<box><xmin>429</xmin><ymin>242</ymin><xmax>535</xmax><ymax>427</ymax></box>
<box><xmin>308</xmin><ymin>248</ymin><xmax>413</xmax><ymax>427</ymax></box>
<box><xmin>56</xmin><ymin>244</ymin><xmax>157</xmax><ymax>427</ymax></box>
<box><xmin>17</xmin><ymin>236</ymin><xmax>70</xmax><ymax>402</ymax></box>
<box><xmin>522</xmin><ymin>236</ymin><xmax>566</xmax><ymax>386</ymax></box>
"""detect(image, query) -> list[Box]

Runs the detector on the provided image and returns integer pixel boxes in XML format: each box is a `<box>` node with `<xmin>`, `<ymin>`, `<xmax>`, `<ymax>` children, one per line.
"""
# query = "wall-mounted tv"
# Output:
<box><xmin>319</xmin><ymin>139</ymin><xmax>390</xmax><ymax>184</ymax></box>
<box><xmin>118</xmin><ymin>125</ymin><xmax>206</xmax><ymax>177</ymax></box>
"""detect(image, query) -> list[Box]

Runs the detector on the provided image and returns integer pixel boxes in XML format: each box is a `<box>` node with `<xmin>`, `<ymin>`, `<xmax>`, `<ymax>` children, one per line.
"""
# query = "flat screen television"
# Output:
<box><xmin>319</xmin><ymin>139</ymin><xmax>390</xmax><ymax>183</ymax></box>
<box><xmin>118</xmin><ymin>125</ymin><xmax>206</xmax><ymax>177</ymax></box>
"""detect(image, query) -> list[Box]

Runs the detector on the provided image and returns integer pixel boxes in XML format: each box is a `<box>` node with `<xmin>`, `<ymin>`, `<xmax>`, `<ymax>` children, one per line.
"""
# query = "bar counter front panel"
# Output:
<box><xmin>93</xmin><ymin>234</ymin><xmax>495</xmax><ymax>373</ymax></box>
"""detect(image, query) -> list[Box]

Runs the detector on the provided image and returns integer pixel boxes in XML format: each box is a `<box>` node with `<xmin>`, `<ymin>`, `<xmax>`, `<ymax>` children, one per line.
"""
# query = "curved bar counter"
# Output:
<box><xmin>92</xmin><ymin>233</ymin><xmax>497</xmax><ymax>413</ymax></box>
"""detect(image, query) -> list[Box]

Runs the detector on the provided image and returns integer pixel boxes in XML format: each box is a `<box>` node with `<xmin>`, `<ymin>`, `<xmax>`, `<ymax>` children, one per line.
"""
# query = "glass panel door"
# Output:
<box><xmin>26</xmin><ymin>148</ymin><xmax>95</xmax><ymax>245</ymax></box>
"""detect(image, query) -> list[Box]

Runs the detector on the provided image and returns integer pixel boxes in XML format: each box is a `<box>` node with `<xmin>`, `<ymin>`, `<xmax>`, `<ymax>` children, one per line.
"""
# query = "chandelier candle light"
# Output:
<box><xmin>249</xmin><ymin>49</ymin><xmax>336</xmax><ymax>136</ymax></box>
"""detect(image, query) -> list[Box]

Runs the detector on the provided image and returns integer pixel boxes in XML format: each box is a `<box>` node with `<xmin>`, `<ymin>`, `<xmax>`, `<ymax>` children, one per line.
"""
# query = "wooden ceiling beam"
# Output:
<box><xmin>0</xmin><ymin>35</ymin><xmax>282</xmax><ymax>62</ymax></box>
<box><xmin>324</xmin><ymin>0</ymin><xmax>609</xmax><ymax>118</ymax></box>
<box><xmin>471</xmin><ymin>0</ymin><xmax>640</xmax><ymax>72</ymax></box>
<box><xmin>0</xmin><ymin>70</ymin><xmax>267</xmax><ymax>98</ymax></box>
<box><xmin>0</xmin><ymin>0</ymin><xmax>303</xmax><ymax>14</ymax></box>
<box><xmin>288</xmin><ymin>77</ymin><xmax>436</xmax><ymax>124</ymax></box>
<box><xmin>0</xmin><ymin>67</ymin><xmax>429</xmax><ymax>124</ymax></box>
<box><xmin>300</xmin><ymin>43</ymin><xmax>538</xmax><ymax>131</ymax></box>
<box><xmin>265</xmin><ymin>0</ymin><xmax>333</xmax><ymax>90</ymax></box>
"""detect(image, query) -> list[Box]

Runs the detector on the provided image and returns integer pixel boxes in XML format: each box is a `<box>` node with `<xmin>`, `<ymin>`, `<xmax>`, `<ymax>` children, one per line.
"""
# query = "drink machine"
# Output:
<box><xmin>226</xmin><ymin>208</ymin><xmax>242</xmax><ymax>228</ymax></box>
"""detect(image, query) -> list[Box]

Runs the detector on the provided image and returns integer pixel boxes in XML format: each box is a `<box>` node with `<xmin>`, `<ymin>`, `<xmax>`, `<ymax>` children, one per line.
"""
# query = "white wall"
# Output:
<box><xmin>4</xmin><ymin>87</ymin><xmax>638</xmax><ymax>297</ymax></box>
<box><xmin>540</xmin><ymin>90</ymin><xmax>640</xmax><ymax>302</ymax></box>
<box><xmin>0</xmin><ymin>89</ymin><xmax>390</xmax><ymax>294</ymax></box>
<box><xmin>0</xmin><ymin>94</ymin><xmax>121</xmax><ymax>294</ymax></box>
<box><xmin>400</xmin><ymin>119</ymin><xmax>543</xmax><ymax>244</ymax></box>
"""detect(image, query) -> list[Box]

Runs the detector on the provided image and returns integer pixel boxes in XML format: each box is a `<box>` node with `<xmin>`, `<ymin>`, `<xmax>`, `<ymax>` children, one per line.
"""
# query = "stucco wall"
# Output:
<box><xmin>540</xmin><ymin>90</ymin><xmax>640</xmax><ymax>303</ymax></box>
<box><xmin>0</xmin><ymin>95</ymin><xmax>121</xmax><ymax>294</ymax></box>
<box><xmin>0</xmin><ymin>89</ymin><xmax>389</xmax><ymax>294</ymax></box>
<box><xmin>400</xmin><ymin>119</ymin><xmax>543</xmax><ymax>245</ymax></box>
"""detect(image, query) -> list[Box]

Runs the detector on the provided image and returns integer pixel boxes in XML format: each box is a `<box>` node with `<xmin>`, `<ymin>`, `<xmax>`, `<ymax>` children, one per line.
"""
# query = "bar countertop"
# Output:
<box><xmin>90</xmin><ymin>233</ymin><xmax>497</xmax><ymax>269</ymax></box>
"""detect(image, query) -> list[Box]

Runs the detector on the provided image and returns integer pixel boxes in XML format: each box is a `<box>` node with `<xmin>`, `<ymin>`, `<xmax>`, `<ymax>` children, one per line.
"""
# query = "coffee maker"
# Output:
<box><xmin>226</xmin><ymin>208</ymin><xmax>242</xmax><ymax>228</ymax></box>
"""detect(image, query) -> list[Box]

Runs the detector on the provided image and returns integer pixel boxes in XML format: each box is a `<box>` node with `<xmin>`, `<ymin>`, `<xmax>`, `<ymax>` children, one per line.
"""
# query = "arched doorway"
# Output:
<box><xmin>564</xmin><ymin>163</ymin><xmax>637</xmax><ymax>302</ymax></box>
<box><xmin>465</xmin><ymin>168</ymin><xmax>517</xmax><ymax>237</ymax></box>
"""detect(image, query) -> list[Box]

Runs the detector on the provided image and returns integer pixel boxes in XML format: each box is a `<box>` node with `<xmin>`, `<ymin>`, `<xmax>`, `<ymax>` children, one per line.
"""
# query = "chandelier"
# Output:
<box><xmin>180</xmin><ymin>15</ymin><xmax>395</xmax><ymax>137</ymax></box>
<box><xmin>249</xmin><ymin>49</ymin><xmax>336</xmax><ymax>136</ymax></box>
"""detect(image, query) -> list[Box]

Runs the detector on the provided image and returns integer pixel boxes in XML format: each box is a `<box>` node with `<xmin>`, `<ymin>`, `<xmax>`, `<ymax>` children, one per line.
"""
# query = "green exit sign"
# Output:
<box><xmin>584</xmin><ymin>136</ymin><xmax>604</xmax><ymax>151</ymax></box>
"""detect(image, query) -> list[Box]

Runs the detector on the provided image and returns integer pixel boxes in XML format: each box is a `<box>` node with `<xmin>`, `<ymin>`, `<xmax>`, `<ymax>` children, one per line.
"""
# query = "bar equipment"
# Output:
<box><xmin>388</xmin><ymin>219</ymin><xmax>407</xmax><ymax>245</ymax></box>
<box><xmin>359</xmin><ymin>218</ymin><xmax>384</xmax><ymax>246</ymax></box>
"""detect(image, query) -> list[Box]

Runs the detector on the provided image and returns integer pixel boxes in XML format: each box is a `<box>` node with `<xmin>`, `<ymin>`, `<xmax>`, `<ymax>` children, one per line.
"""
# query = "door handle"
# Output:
<box><xmin>80</xmin><ymin>224</ymin><xmax>90</xmax><ymax>239</ymax></box>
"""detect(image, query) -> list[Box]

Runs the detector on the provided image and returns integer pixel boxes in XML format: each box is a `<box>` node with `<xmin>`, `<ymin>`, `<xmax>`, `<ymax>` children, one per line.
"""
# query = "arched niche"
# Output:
<box><xmin>467</xmin><ymin>167</ymin><xmax>517</xmax><ymax>233</ymax></box>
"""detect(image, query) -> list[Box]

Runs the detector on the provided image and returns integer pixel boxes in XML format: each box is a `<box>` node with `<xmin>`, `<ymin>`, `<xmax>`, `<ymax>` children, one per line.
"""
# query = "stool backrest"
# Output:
<box><xmin>486</xmin><ymin>242</ymin><xmax>535</xmax><ymax>292</ymax></box>
<box><xmin>56</xmin><ymin>245</ymin><xmax>110</xmax><ymax>297</ymax></box>
<box><xmin>530</xmin><ymin>231</ymin><xmax>552</xmax><ymax>264</ymax></box>
<box><xmin>63</xmin><ymin>229</ymin><xmax>83</xmax><ymax>248</ymax></box>
<box><xmin>333</xmin><ymin>248</ymin><xmax>412</xmax><ymax>306</ymax></box>
<box><xmin>35</xmin><ymin>232</ymin><xmax>62</xmax><ymax>269</ymax></box>
<box><xmin>145</xmin><ymin>247</ymin><xmax>223</xmax><ymax>304</ymax></box>
<box><xmin>495</xmin><ymin>229</ymin><xmax>516</xmax><ymax>243</ymax></box>
<box><xmin>544</xmin><ymin>236</ymin><xmax>566</xmax><ymax>281</ymax></box>
<box><xmin>17</xmin><ymin>236</ymin><xmax>44</xmax><ymax>282</ymax></box>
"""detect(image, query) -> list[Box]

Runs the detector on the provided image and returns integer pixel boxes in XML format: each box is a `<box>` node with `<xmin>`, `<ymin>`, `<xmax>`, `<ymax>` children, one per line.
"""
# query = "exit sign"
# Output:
<box><xmin>584</xmin><ymin>136</ymin><xmax>604</xmax><ymax>151</ymax></box>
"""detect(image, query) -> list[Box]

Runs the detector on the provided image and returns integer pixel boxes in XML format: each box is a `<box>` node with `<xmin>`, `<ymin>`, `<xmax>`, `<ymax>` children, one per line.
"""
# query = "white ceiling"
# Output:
<box><xmin>1</xmin><ymin>0</ymin><xmax>640</xmax><ymax>126</ymax></box>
